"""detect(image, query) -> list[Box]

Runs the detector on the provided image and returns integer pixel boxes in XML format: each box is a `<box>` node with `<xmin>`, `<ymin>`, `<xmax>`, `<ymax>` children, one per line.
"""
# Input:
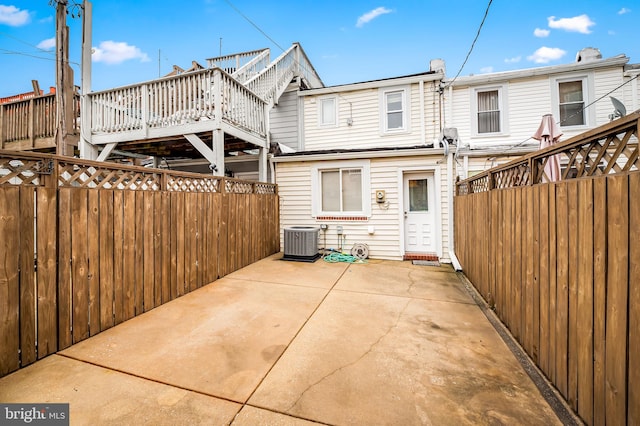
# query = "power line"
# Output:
<box><xmin>444</xmin><ymin>0</ymin><xmax>493</xmax><ymax>89</ymax></box>
<box><xmin>222</xmin><ymin>0</ymin><xmax>286</xmax><ymax>53</ymax></box>
<box><xmin>0</xmin><ymin>48</ymin><xmax>80</xmax><ymax>67</ymax></box>
<box><xmin>0</xmin><ymin>30</ymin><xmax>56</xmax><ymax>55</ymax></box>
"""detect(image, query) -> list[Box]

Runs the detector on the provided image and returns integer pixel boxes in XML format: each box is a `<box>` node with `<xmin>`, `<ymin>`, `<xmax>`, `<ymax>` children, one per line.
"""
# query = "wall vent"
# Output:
<box><xmin>283</xmin><ymin>226</ymin><xmax>320</xmax><ymax>262</ymax></box>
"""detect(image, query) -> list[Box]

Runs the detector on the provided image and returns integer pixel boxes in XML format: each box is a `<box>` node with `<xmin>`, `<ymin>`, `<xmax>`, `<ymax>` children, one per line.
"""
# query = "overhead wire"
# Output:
<box><xmin>444</xmin><ymin>0</ymin><xmax>493</xmax><ymax>89</ymax></box>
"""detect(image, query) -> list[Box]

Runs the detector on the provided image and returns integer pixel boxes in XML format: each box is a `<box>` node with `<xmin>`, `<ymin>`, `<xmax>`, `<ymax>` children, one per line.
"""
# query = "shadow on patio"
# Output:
<box><xmin>0</xmin><ymin>254</ymin><xmax>566</xmax><ymax>425</ymax></box>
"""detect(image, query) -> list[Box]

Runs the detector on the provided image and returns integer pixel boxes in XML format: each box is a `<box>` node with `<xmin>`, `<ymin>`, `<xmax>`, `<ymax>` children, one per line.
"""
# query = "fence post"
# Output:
<box><xmin>28</xmin><ymin>99</ymin><xmax>35</xmax><ymax>149</ymax></box>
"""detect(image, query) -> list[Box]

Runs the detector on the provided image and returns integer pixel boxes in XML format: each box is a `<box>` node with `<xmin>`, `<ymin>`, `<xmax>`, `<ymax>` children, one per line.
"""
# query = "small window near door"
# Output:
<box><xmin>409</xmin><ymin>179</ymin><xmax>428</xmax><ymax>211</ymax></box>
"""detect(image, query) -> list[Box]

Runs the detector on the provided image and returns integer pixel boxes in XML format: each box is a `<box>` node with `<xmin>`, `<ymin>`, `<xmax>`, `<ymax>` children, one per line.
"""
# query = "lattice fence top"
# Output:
<box><xmin>0</xmin><ymin>151</ymin><xmax>277</xmax><ymax>194</ymax></box>
<box><xmin>457</xmin><ymin>112</ymin><xmax>639</xmax><ymax>194</ymax></box>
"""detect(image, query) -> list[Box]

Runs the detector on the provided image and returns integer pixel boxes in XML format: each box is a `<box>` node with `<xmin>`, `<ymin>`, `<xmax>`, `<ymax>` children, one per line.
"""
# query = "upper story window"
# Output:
<box><xmin>477</xmin><ymin>90</ymin><xmax>500</xmax><ymax>133</ymax></box>
<box><xmin>318</xmin><ymin>97</ymin><xmax>337</xmax><ymax>127</ymax></box>
<box><xmin>472</xmin><ymin>85</ymin><xmax>507</xmax><ymax>136</ymax></box>
<box><xmin>552</xmin><ymin>74</ymin><xmax>593</xmax><ymax>128</ymax></box>
<box><xmin>379</xmin><ymin>86</ymin><xmax>410</xmax><ymax>133</ymax></box>
<box><xmin>558</xmin><ymin>80</ymin><xmax>585</xmax><ymax>126</ymax></box>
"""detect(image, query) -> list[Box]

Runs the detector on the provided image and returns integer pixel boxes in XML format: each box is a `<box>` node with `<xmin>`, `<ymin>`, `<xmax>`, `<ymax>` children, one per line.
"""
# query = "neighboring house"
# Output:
<box><xmin>446</xmin><ymin>48</ymin><xmax>639</xmax><ymax>179</ymax></box>
<box><xmin>272</xmin><ymin>48</ymin><xmax>639</xmax><ymax>263</ymax></box>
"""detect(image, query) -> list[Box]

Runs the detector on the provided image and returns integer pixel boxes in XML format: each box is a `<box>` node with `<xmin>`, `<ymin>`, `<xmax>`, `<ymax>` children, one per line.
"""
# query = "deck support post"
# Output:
<box><xmin>184</xmin><ymin>131</ymin><xmax>225</xmax><ymax>176</ymax></box>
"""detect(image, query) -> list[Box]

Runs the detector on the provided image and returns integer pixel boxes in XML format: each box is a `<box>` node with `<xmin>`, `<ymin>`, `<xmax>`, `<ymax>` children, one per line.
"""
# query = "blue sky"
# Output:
<box><xmin>0</xmin><ymin>1</ymin><xmax>638</xmax><ymax>98</ymax></box>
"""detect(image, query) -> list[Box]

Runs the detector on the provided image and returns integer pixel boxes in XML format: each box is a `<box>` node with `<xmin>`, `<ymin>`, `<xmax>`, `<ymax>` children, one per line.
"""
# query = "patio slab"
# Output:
<box><xmin>0</xmin><ymin>254</ymin><xmax>564</xmax><ymax>425</ymax></box>
<box><xmin>61</xmin><ymin>277</ymin><xmax>328</xmax><ymax>402</ymax></box>
<box><xmin>0</xmin><ymin>355</ymin><xmax>240</xmax><ymax>425</ymax></box>
<box><xmin>249</xmin><ymin>289</ymin><xmax>561</xmax><ymax>425</ymax></box>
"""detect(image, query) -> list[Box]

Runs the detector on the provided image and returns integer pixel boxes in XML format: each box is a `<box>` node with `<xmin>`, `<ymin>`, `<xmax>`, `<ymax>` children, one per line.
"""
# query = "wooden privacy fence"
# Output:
<box><xmin>0</xmin><ymin>150</ymin><xmax>279</xmax><ymax>378</ymax></box>
<box><xmin>454</xmin><ymin>112</ymin><xmax>639</xmax><ymax>426</ymax></box>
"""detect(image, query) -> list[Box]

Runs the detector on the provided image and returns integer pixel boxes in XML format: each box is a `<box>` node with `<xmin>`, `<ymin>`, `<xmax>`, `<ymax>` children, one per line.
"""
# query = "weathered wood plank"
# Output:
<box><xmin>592</xmin><ymin>178</ymin><xmax>607</xmax><ymax>426</ymax></box>
<box><xmin>87</xmin><ymin>190</ymin><xmax>100</xmax><ymax>336</ymax></box>
<box><xmin>532</xmin><ymin>185</ymin><xmax>540</xmax><ymax>365</ymax></box>
<box><xmin>555</xmin><ymin>182</ymin><xmax>569</xmax><ymax>399</ymax></box>
<box><xmin>161</xmin><ymin>192</ymin><xmax>171</xmax><ymax>303</ymax></box>
<box><xmin>71</xmin><ymin>189</ymin><xmax>89</xmax><ymax>343</ymax></box>
<box><xmin>567</xmin><ymin>180</ymin><xmax>579</xmax><ymax>410</ymax></box>
<box><xmin>175</xmin><ymin>192</ymin><xmax>186</xmax><ymax>296</ymax></box>
<box><xmin>514</xmin><ymin>189</ymin><xmax>522</xmax><ymax>341</ymax></box>
<box><xmin>605</xmin><ymin>174</ymin><xmax>628</xmax><ymax>425</ymax></box>
<box><xmin>538</xmin><ymin>184</ymin><xmax>550</xmax><ymax>377</ymax></box>
<box><xmin>219</xmin><ymin>193</ymin><xmax>229</xmax><ymax>278</ymax></box>
<box><xmin>210</xmin><ymin>193</ymin><xmax>221</xmax><ymax>281</ymax></box>
<box><xmin>122</xmin><ymin>191</ymin><xmax>136</xmax><ymax>321</ymax></box>
<box><xmin>0</xmin><ymin>187</ymin><xmax>20</xmax><ymax>375</ymax></box>
<box><xmin>99</xmin><ymin>191</ymin><xmax>115</xmax><ymax>331</ymax></box>
<box><xmin>113</xmin><ymin>191</ymin><xmax>125</xmax><ymax>325</ymax></box>
<box><xmin>152</xmin><ymin>192</ymin><xmax>162</xmax><ymax>306</ymax></box>
<box><xmin>628</xmin><ymin>172</ymin><xmax>640</xmax><ymax>426</ymax></box>
<box><xmin>57</xmin><ymin>188</ymin><xmax>72</xmax><ymax>350</ymax></box>
<box><xmin>143</xmin><ymin>192</ymin><xmax>155</xmax><ymax>311</ymax></box>
<box><xmin>524</xmin><ymin>186</ymin><xmax>534</xmax><ymax>359</ymax></box>
<box><xmin>185</xmin><ymin>193</ymin><xmax>196</xmax><ymax>292</ymax></box>
<box><xmin>35</xmin><ymin>188</ymin><xmax>57</xmax><ymax>359</ymax></box>
<box><xmin>134</xmin><ymin>191</ymin><xmax>144</xmax><ymax>315</ymax></box>
<box><xmin>576</xmin><ymin>178</ymin><xmax>594</xmax><ymax>424</ymax></box>
<box><xmin>548</xmin><ymin>184</ymin><xmax>557</xmax><ymax>386</ymax></box>
<box><xmin>19</xmin><ymin>187</ymin><xmax>36</xmax><ymax>365</ymax></box>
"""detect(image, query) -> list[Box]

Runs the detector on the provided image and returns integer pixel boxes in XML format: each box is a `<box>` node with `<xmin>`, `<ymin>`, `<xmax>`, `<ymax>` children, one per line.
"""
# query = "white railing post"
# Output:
<box><xmin>142</xmin><ymin>84</ymin><xmax>149</xmax><ymax>137</ymax></box>
<box><xmin>214</xmin><ymin>69</ymin><xmax>222</xmax><ymax>127</ymax></box>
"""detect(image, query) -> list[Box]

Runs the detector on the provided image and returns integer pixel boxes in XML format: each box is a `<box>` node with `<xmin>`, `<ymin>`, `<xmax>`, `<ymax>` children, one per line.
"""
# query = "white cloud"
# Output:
<box><xmin>92</xmin><ymin>41</ymin><xmax>150</xmax><ymax>65</ymax></box>
<box><xmin>618</xmin><ymin>7</ymin><xmax>631</xmax><ymax>15</ymax></box>
<box><xmin>356</xmin><ymin>7</ymin><xmax>392</xmax><ymax>28</ymax></box>
<box><xmin>527</xmin><ymin>47</ymin><xmax>566</xmax><ymax>64</ymax></box>
<box><xmin>37</xmin><ymin>37</ymin><xmax>55</xmax><ymax>50</ymax></box>
<box><xmin>0</xmin><ymin>5</ymin><xmax>30</xmax><ymax>26</ymax></box>
<box><xmin>534</xmin><ymin>28</ymin><xmax>550</xmax><ymax>37</ymax></box>
<box><xmin>547</xmin><ymin>14</ymin><xmax>595</xmax><ymax>34</ymax></box>
<box><xmin>504</xmin><ymin>56</ymin><xmax>522</xmax><ymax>64</ymax></box>
<box><xmin>480</xmin><ymin>66</ymin><xmax>494</xmax><ymax>74</ymax></box>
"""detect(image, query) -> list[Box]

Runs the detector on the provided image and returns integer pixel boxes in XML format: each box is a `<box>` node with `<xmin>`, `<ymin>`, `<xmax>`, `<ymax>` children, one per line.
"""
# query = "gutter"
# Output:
<box><xmin>272</xmin><ymin>147</ymin><xmax>446</xmax><ymax>163</ymax></box>
<box><xmin>447</xmin><ymin>149</ymin><xmax>463</xmax><ymax>271</ymax></box>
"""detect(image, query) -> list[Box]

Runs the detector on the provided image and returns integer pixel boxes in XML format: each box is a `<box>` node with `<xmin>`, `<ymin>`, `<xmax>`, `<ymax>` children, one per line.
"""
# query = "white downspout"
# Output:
<box><xmin>447</xmin><ymin>150</ymin><xmax>462</xmax><ymax>271</ymax></box>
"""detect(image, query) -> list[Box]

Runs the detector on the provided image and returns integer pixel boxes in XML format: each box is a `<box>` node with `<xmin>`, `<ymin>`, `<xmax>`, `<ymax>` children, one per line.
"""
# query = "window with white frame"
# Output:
<box><xmin>477</xmin><ymin>90</ymin><xmax>500</xmax><ymax>133</ymax></box>
<box><xmin>472</xmin><ymin>85</ymin><xmax>506</xmax><ymax>135</ymax></box>
<box><xmin>311</xmin><ymin>160</ymin><xmax>371</xmax><ymax>217</ymax></box>
<box><xmin>379</xmin><ymin>86</ymin><xmax>409</xmax><ymax>133</ymax></box>
<box><xmin>318</xmin><ymin>97</ymin><xmax>337</xmax><ymax>126</ymax></box>
<box><xmin>558</xmin><ymin>80</ymin><xmax>585</xmax><ymax>126</ymax></box>
<box><xmin>552</xmin><ymin>74</ymin><xmax>592</xmax><ymax>128</ymax></box>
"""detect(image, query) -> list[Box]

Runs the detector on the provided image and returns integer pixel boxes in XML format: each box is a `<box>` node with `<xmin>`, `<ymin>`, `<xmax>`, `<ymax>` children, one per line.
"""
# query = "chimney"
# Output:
<box><xmin>576</xmin><ymin>47</ymin><xmax>602</xmax><ymax>63</ymax></box>
<box><xmin>430</xmin><ymin>58</ymin><xmax>446</xmax><ymax>74</ymax></box>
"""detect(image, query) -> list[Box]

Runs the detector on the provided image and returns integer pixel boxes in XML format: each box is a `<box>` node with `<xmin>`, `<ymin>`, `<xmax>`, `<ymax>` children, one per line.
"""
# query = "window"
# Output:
<box><xmin>558</xmin><ymin>80</ymin><xmax>584</xmax><ymax>126</ymax></box>
<box><xmin>321</xmin><ymin>169</ymin><xmax>362</xmax><ymax>212</ymax></box>
<box><xmin>379</xmin><ymin>86</ymin><xmax>410</xmax><ymax>133</ymax></box>
<box><xmin>477</xmin><ymin>90</ymin><xmax>500</xmax><ymax>133</ymax></box>
<box><xmin>318</xmin><ymin>97</ymin><xmax>337</xmax><ymax>126</ymax></box>
<box><xmin>311</xmin><ymin>160</ymin><xmax>371</xmax><ymax>217</ymax></box>
<box><xmin>552</xmin><ymin>74</ymin><xmax>592</xmax><ymax>128</ymax></box>
<box><xmin>471</xmin><ymin>85</ymin><xmax>507</xmax><ymax>135</ymax></box>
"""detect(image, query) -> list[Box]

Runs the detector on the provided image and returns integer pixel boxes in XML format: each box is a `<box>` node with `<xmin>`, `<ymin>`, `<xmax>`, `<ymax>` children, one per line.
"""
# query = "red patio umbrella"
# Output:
<box><xmin>532</xmin><ymin>114</ymin><xmax>563</xmax><ymax>182</ymax></box>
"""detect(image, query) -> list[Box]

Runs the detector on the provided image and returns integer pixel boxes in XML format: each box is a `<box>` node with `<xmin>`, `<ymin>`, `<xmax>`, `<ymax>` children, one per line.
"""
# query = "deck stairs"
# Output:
<box><xmin>82</xmin><ymin>43</ymin><xmax>322</xmax><ymax>176</ymax></box>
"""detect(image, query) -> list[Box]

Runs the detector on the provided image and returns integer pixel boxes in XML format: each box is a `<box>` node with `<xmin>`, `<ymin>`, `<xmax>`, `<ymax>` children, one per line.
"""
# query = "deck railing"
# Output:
<box><xmin>245</xmin><ymin>43</ymin><xmax>323</xmax><ymax>106</ymax></box>
<box><xmin>454</xmin><ymin>112</ymin><xmax>639</xmax><ymax>426</ymax></box>
<box><xmin>0</xmin><ymin>94</ymin><xmax>79</xmax><ymax>150</ymax></box>
<box><xmin>87</xmin><ymin>68</ymin><xmax>267</xmax><ymax>140</ymax></box>
<box><xmin>0</xmin><ymin>149</ymin><xmax>279</xmax><ymax>379</ymax></box>
<box><xmin>206</xmin><ymin>48</ymin><xmax>269</xmax><ymax>74</ymax></box>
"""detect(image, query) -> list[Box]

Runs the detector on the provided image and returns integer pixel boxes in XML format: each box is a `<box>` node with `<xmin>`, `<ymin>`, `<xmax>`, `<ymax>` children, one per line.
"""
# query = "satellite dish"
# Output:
<box><xmin>610</xmin><ymin>96</ymin><xmax>627</xmax><ymax>119</ymax></box>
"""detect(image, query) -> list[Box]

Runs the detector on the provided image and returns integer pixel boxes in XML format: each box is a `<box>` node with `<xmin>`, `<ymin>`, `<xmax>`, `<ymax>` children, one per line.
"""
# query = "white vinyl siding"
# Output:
<box><xmin>269</xmin><ymin>88</ymin><xmax>299</xmax><ymax>150</ymax></box>
<box><xmin>276</xmin><ymin>155</ymin><xmax>450</xmax><ymax>262</ymax></box>
<box><xmin>302</xmin><ymin>82</ymin><xmax>440</xmax><ymax>151</ymax></box>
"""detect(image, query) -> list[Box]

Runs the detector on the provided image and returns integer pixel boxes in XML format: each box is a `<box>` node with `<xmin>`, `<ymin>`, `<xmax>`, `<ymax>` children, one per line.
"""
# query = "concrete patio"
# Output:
<box><xmin>0</xmin><ymin>254</ymin><xmax>563</xmax><ymax>425</ymax></box>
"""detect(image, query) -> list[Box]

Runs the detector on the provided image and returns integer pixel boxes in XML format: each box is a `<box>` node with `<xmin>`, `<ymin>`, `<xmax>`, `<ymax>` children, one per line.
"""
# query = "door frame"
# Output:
<box><xmin>397</xmin><ymin>166</ymin><xmax>443</xmax><ymax>258</ymax></box>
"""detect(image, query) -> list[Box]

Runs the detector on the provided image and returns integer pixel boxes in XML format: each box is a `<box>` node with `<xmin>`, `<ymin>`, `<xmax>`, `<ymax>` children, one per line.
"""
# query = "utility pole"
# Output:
<box><xmin>55</xmin><ymin>0</ymin><xmax>75</xmax><ymax>156</ymax></box>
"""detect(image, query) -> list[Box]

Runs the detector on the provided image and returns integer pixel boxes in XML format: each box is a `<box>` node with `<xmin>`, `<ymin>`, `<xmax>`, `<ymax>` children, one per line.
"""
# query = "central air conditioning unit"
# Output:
<box><xmin>283</xmin><ymin>226</ymin><xmax>320</xmax><ymax>262</ymax></box>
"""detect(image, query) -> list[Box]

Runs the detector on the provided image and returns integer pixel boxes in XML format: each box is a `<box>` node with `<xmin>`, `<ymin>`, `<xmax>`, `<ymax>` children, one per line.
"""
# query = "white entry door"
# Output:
<box><xmin>403</xmin><ymin>173</ymin><xmax>437</xmax><ymax>253</ymax></box>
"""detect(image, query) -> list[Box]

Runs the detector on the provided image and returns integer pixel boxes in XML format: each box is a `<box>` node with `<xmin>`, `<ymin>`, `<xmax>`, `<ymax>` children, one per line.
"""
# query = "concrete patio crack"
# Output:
<box><xmin>285</xmin><ymin>298</ymin><xmax>412</xmax><ymax>413</ymax></box>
